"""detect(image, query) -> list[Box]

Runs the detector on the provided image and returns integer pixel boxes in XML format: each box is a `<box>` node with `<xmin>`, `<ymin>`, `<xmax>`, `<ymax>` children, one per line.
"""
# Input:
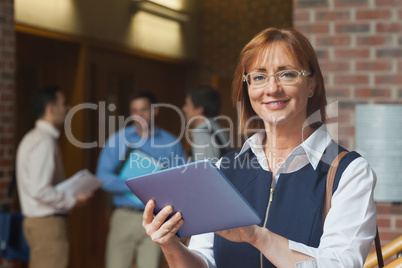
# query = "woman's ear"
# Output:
<box><xmin>308</xmin><ymin>78</ymin><xmax>317</xmax><ymax>98</ymax></box>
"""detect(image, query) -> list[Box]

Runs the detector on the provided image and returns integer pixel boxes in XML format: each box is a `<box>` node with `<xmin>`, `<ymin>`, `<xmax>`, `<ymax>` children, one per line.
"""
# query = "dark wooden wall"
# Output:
<box><xmin>15</xmin><ymin>28</ymin><xmax>193</xmax><ymax>268</ymax></box>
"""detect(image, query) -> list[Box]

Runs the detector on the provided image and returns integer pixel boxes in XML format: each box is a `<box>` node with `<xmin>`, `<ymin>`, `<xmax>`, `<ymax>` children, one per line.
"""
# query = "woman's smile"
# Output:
<box><xmin>264</xmin><ymin>99</ymin><xmax>289</xmax><ymax>110</ymax></box>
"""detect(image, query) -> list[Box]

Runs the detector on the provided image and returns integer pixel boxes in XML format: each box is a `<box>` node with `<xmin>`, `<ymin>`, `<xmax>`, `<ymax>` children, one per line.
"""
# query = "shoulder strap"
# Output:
<box><xmin>322</xmin><ymin>150</ymin><xmax>348</xmax><ymax>221</ymax></box>
<box><xmin>323</xmin><ymin>151</ymin><xmax>384</xmax><ymax>267</ymax></box>
<box><xmin>375</xmin><ymin>230</ymin><xmax>384</xmax><ymax>267</ymax></box>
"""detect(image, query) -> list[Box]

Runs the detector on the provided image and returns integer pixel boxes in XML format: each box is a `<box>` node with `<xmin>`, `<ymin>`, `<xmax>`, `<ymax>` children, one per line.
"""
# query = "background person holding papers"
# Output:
<box><xmin>142</xmin><ymin>27</ymin><xmax>377</xmax><ymax>267</ymax></box>
<box><xmin>96</xmin><ymin>91</ymin><xmax>186</xmax><ymax>268</ymax></box>
<box><xmin>16</xmin><ymin>86</ymin><xmax>93</xmax><ymax>268</ymax></box>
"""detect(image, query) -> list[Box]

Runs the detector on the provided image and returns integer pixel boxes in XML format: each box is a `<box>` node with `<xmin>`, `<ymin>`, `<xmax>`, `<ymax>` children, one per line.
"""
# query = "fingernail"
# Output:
<box><xmin>175</xmin><ymin>212</ymin><xmax>181</xmax><ymax>219</ymax></box>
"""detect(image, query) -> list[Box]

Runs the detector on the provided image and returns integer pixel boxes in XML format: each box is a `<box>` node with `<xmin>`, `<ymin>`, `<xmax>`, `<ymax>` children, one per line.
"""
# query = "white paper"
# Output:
<box><xmin>55</xmin><ymin>169</ymin><xmax>102</xmax><ymax>196</ymax></box>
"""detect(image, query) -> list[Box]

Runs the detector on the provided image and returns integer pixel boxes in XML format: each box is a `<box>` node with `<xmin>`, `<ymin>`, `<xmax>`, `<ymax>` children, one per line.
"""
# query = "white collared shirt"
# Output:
<box><xmin>188</xmin><ymin>125</ymin><xmax>377</xmax><ymax>267</ymax></box>
<box><xmin>16</xmin><ymin>120</ymin><xmax>76</xmax><ymax>217</ymax></box>
<box><xmin>190</xmin><ymin>118</ymin><xmax>230</xmax><ymax>162</ymax></box>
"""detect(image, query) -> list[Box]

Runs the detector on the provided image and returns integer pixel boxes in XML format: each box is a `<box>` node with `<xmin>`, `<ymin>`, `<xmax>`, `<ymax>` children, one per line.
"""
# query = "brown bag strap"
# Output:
<box><xmin>322</xmin><ymin>150</ymin><xmax>348</xmax><ymax>223</ymax></box>
<box><xmin>322</xmin><ymin>151</ymin><xmax>384</xmax><ymax>267</ymax></box>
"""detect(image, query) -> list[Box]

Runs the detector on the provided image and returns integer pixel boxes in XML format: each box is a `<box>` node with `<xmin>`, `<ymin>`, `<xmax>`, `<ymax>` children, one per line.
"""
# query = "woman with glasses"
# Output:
<box><xmin>142</xmin><ymin>27</ymin><xmax>377</xmax><ymax>267</ymax></box>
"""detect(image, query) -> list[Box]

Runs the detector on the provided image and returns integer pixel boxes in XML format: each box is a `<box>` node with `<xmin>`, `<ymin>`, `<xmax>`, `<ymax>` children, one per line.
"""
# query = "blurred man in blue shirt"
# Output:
<box><xmin>96</xmin><ymin>91</ymin><xmax>186</xmax><ymax>268</ymax></box>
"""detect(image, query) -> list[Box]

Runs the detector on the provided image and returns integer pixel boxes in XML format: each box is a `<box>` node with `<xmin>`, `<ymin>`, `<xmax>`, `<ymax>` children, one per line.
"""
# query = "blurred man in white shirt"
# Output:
<box><xmin>16</xmin><ymin>86</ymin><xmax>92</xmax><ymax>268</ymax></box>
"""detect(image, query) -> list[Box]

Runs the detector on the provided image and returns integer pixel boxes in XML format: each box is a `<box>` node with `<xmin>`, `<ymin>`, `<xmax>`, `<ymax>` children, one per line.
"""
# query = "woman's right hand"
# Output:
<box><xmin>142</xmin><ymin>200</ymin><xmax>184</xmax><ymax>248</ymax></box>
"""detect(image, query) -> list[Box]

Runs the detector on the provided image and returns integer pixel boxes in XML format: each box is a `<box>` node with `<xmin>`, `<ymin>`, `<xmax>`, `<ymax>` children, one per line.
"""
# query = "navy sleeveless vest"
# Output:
<box><xmin>213</xmin><ymin>142</ymin><xmax>360</xmax><ymax>268</ymax></box>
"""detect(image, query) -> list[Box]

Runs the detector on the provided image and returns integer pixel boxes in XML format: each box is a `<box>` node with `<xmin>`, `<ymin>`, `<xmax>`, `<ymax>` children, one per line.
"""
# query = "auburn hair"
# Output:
<box><xmin>232</xmin><ymin>27</ymin><xmax>327</xmax><ymax>134</ymax></box>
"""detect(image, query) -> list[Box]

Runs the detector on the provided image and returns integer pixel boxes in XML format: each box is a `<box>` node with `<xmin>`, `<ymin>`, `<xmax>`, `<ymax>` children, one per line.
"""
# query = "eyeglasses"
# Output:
<box><xmin>243</xmin><ymin>69</ymin><xmax>311</xmax><ymax>88</ymax></box>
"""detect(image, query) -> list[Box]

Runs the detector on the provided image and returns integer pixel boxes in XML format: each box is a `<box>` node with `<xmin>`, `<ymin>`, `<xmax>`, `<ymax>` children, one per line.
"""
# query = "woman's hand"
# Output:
<box><xmin>142</xmin><ymin>200</ymin><xmax>184</xmax><ymax>248</ymax></box>
<box><xmin>215</xmin><ymin>225</ymin><xmax>262</xmax><ymax>245</ymax></box>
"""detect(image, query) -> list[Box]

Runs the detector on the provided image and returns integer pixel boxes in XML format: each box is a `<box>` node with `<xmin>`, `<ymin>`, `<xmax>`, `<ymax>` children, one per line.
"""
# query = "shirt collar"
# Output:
<box><xmin>36</xmin><ymin>120</ymin><xmax>60</xmax><ymax>139</ymax></box>
<box><xmin>236</xmin><ymin>125</ymin><xmax>332</xmax><ymax>170</ymax></box>
<box><xmin>301</xmin><ymin>124</ymin><xmax>332</xmax><ymax>169</ymax></box>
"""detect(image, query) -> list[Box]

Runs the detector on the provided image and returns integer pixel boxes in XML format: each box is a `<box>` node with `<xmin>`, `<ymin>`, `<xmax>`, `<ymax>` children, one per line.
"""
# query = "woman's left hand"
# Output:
<box><xmin>215</xmin><ymin>224</ymin><xmax>261</xmax><ymax>245</ymax></box>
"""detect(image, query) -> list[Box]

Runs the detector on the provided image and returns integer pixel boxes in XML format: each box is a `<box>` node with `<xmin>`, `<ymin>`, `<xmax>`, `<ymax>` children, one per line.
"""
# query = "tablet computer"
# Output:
<box><xmin>125</xmin><ymin>159</ymin><xmax>261</xmax><ymax>238</ymax></box>
<box><xmin>118</xmin><ymin>148</ymin><xmax>165</xmax><ymax>180</ymax></box>
<box><xmin>118</xmin><ymin>148</ymin><xmax>165</xmax><ymax>205</ymax></box>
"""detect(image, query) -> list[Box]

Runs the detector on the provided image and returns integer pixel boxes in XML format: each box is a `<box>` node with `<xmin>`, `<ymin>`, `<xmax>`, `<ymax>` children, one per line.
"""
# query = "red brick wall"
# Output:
<box><xmin>198</xmin><ymin>0</ymin><xmax>293</xmax><ymax>83</ymax></box>
<box><xmin>0</xmin><ymin>1</ymin><xmax>15</xmax><ymax>198</ymax></box>
<box><xmin>293</xmin><ymin>0</ymin><xmax>402</xmax><ymax>255</ymax></box>
<box><xmin>197</xmin><ymin>0</ymin><xmax>293</xmax><ymax>121</ymax></box>
<box><xmin>0</xmin><ymin>0</ymin><xmax>15</xmax><ymax>267</ymax></box>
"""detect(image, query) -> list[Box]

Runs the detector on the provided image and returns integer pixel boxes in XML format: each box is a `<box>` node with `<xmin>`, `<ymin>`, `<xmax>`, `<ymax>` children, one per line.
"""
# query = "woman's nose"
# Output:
<box><xmin>264</xmin><ymin>75</ymin><xmax>280</xmax><ymax>95</ymax></box>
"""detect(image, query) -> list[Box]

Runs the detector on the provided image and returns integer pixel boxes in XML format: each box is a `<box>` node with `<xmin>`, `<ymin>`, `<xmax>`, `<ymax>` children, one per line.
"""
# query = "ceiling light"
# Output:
<box><xmin>131</xmin><ymin>0</ymin><xmax>190</xmax><ymax>22</ymax></box>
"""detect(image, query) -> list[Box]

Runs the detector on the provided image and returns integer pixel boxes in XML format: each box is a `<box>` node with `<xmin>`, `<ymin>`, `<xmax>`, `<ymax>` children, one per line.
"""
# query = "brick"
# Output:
<box><xmin>294</xmin><ymin>10</ymin><xmax>310</xmax><ymax>22</ymax></box>
<box><xmin>315</xmin><ymin>10</ymin><xmax>350</xmax><ymax>21</ymax></box>
<box><xmin>377</xmin><ymin>49</ymin><xmax>402</xmax><ymax>58</ymax></box>
<box><xmin>376</xmin><ymin>23</ymin><xmax>402</xmax><ymax>33</ymax></box>
<box><xmin>338</xmin><ymin>107</ymin><xmax>354</xmax><ymax>123</ymax></box>
<box><xmin>335</xmin><ymin>23</ymin><xmax>370</xmax><ymax>33</ymax></box>
<box><xmin>295</xmin><ymin>0</ymin><xmax>328</xmax><ymax>8</ymax></box>
<box><xmin>377</xmin><ymin>231</ymin><xmax>401</xmax><ymax>243</ymax></box>
<box><xmin>319</xmin><ymin>62</ymin><xmax>350</xmax><ymax>72</ymax></box>
<box><xmin>0</xmin><ymin>0</ymin><xmax>15</xmax><ymax>206</ymax></box>
<box><xmin>377</xmin><ymin>203</ymin><xmax>392</xmax><ymax>214</ymax></box>
<box><xmin>355</xmin><ymin>88</ymin><xmax>391</xmax><ymax>98</ymax></box>
<box><xmin>315</xmin><ymin>49</ymin><xmax>329</xmax><ymax>59</ymax></box>
<box><xmin>315</xmin><ymin>36</ymin><xmax>351</xmax><ymax>46</ymax></box>
<box><xmin>356</xmin><ymin>36</ymin><xmax>391</xmax><ymax>46</ymax></box>
<box><xmin>355</xmin><ymin>61</ymin><xmax>392</xmax><ymax>71</ymax></box>
<box><xmin>296</xmin><ymin>24</ymin><xmax>330</xmax><ymax>34</ymax></box>
<box><xmin>378</xmin><ymin>217</ymin><xmax>392</xmax><ymax>228</ymax></box>
<box><xmin>339</xmin><ymin>125</ymin><xmax>355</xmax><ymax>136</ymax></box>
<box><xmin>396</xmin><ymin>218</ymin><xmax>402</xmax><ymax>228</ymax></box>
<box><xmin>376</xmin><ymin>0</ymin><xmax>402</xmax><ymax>6</ymax></box>
<box><xmin>390</xmin><ymin>204</ymin><xmax>402</xmax><ymax>214</ymax></box>
<box><xmin>335</xmin><ymin>0</ymin><xmax>369</xmax><ymax>7</ymax></box>
<box><xmin>356</xmin><ymin>9</ymin><xmax>392</xmax><ymax>20</ymax></box>
<box><xmin>335</xmin><ymin>75</ymin><xmax>369</xmax><ymax>84</ymax></box>
<box><xmin>375</xmin><ymin>75</ymin><xmax>402</xmax><ymax>85</ymax></box>
<box><xmin>334</xmin><ymin>48</ymin><xmax>370</xmax><ymax>59</ymax></box>
<box><xmin>322</xmin><ymin>73</ymin><xmax>329</xmax><ymax>84</ymax></box>
<box><xmin>326</xmin><ymin>87</ymin><xmax>352</xmax><ymax>98</ymax></box>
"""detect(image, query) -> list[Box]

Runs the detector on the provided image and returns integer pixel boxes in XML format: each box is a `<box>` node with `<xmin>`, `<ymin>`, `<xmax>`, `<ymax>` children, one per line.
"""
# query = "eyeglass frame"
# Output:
<box><xmin>243</xmin><ymin>69</ymin><xmax>312</xmax><ymax>88</ymax></box>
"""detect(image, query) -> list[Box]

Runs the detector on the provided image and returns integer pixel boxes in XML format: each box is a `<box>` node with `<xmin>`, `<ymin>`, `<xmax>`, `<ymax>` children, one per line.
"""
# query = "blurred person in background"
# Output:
<box><xmin>96</xmin><ymin>91</ymin><xmax>186</xmax><ymax>268</ymax></box>
<box><xmin>16</xmin><ymin>86</ymin><xmax>93</xmax><ymax>268</ymax></box>
<box><xmin>182</xmin><ymin>85</ymin><xmax>230</xmax><ymax>162</ymax></box>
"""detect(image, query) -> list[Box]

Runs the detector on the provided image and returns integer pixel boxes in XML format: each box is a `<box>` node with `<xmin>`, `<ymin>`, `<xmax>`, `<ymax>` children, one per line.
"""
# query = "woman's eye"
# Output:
<box><xmin>253</xmin><ymin>74</ymin><xmax>266</xmax><ymax>82</ymax></box>
<box><xmin>280</xmin><ymin>71</ymin><xmax>296</xmax><ymax>78</ymax></box>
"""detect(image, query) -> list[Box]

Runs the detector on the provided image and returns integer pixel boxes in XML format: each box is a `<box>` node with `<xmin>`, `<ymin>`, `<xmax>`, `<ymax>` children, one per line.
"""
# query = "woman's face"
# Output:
<box><xmin>247</xmin><ymin>44</ymin><xmax>315</xmax><ymax>129</ymax></box>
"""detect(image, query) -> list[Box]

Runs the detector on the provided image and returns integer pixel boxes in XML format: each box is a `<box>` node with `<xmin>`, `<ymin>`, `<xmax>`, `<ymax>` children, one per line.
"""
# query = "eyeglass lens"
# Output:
<box><xmin>247</xmin><ymin>70</ymin><xmax>300</xmax><ymax>87</ymax></box>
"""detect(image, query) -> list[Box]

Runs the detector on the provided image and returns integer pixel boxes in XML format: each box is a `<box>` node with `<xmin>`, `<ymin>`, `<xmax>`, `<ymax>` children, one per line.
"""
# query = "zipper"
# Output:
<box><xmin>260</xmin><ymin>187</ymin><xmax>275</xmax><ymax>268</ymax></box>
